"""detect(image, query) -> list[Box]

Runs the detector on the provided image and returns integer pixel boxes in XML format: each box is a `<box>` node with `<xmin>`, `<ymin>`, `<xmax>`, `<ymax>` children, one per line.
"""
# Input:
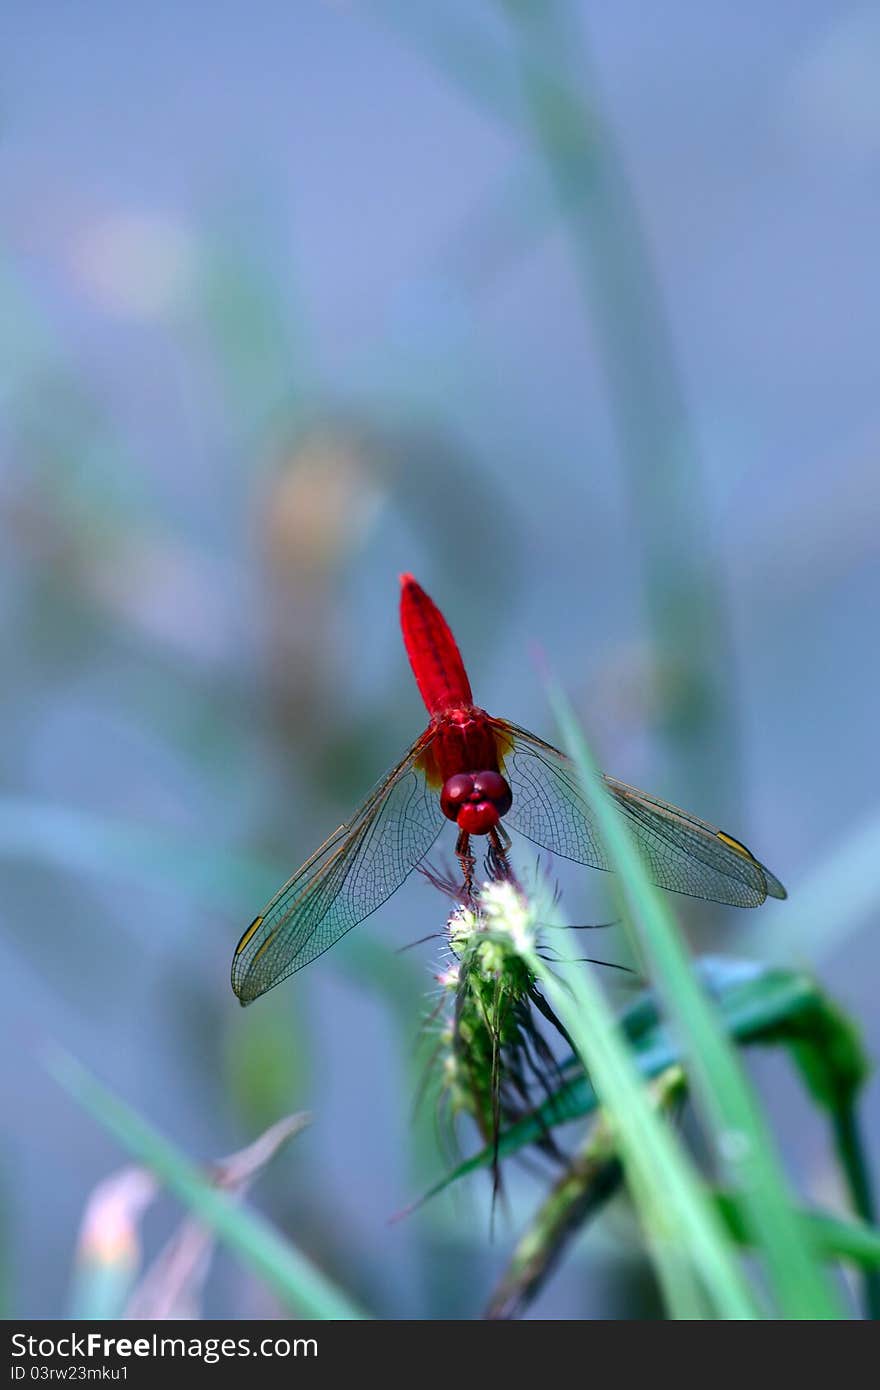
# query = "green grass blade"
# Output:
<box><xmin>549</xmin><ymin>683</ymin><xmax>843</xmax><ymax>1318</ymax></box>
<box><xmin>485</xmin><ymin>1069</ymin><xmax>711</xmax><ymax>1320</ymax></box>
<box><xmin>715</xmin><ymin>1193</ymin><xmax>880</xmax><ymax>1271</ymax></box>
<box><xmin>419</xmin><ymin>962</ymin><xmax>844</xmax><ymax>1199</ymax></box>
<box><xmin>515</xmin><ymin>920</ymin><xmax>759</xmax><ymax>1318</ymax></box>
<box><xmin>829</xmin><ymin>1104</ymin><xmax>880</xmax><ymax>1318</ymax></box>
<box><xmin>47</xmin><ymin>1051</ymin><xmax>368</xmax><ymax>1320</ymax></box>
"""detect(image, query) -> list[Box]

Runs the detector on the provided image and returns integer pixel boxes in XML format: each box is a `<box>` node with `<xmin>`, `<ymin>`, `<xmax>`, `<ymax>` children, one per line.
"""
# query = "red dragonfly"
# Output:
<box><xmin>232</xmin><ymin>575</ymin><xmax>785</xmax><ymax>1004</ymax></box>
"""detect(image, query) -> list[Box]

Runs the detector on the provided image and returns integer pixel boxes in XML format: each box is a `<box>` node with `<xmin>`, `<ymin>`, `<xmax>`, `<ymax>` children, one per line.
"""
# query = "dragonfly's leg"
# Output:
<box><xmin>456</xmin><ymin>829</ymin><xmax>476</xmax><ymax>903</ymax></box>
<box><xmin>487</xmin><ymin>824</ymin><xmax>515</xmax><ymax>885</ymax></box>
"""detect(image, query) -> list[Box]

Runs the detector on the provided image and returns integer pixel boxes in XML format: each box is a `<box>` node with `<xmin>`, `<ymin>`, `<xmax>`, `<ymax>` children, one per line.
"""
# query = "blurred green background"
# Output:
<box><xmin>2</xmin><ymin>2</ymin><xmax>878</xmax><ymax>1318</ymax></box>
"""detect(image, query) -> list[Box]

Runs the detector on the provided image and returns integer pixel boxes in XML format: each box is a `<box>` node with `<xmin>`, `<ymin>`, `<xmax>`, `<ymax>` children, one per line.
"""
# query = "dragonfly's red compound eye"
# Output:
<box><xmin>441</xmin><ymin>770</ymin><xmax>513</xmax><ymax>835</ymax></box>
<box><xmin>472</xmin><ymin>770</ymin><xmax>513</xmax><ymax>817</ymax></box>
<box><xmin>440</xmin><ymin>773</ymin><xmax>475</xmax><ymax>822</ymax></box>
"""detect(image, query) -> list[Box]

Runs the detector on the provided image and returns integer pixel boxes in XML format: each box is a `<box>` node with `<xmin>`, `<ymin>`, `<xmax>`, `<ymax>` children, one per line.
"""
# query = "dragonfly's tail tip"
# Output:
<box><xmin>399</xmin><ymin>571</ymin><xmax>415</xmax><ymax>588</ymax></box>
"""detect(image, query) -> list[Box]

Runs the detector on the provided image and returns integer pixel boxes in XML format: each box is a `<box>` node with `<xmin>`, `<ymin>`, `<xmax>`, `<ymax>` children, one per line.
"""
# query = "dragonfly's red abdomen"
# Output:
<box><xmin>400</xmin><ymin>577</ymin><xmax>514</xmax><ymax>836</ymax></box>
<box><xmin>399</xmin><ymin>573</ymin><xmax>473</xmax><ymax>715</ymax></box>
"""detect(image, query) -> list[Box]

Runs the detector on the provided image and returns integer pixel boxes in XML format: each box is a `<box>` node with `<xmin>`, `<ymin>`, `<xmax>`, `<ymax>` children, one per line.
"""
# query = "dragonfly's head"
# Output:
<box><xmin>440</xmin><ymin>770</ymin><xmax>513</xmax><ymax>836</ymax></box>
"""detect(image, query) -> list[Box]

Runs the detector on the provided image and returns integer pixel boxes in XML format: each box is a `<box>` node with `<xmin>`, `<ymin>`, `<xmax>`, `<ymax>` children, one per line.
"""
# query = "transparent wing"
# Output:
<box><xmin>497</xmin><ymin>719</ymin><xmax>786</xmax><ymax>908</ymax></box>
<box><xmin>232</xmin><ymin>730</ymin><xmax>445</xmax><ymax>1004</ymax></box>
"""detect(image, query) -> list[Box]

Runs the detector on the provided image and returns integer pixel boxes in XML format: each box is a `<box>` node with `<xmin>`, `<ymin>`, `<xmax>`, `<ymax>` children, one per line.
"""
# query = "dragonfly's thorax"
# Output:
<box><xmin>432</xmin><ymin>705</ymin><xmax>497</xmax><ymax>776</ymax></box>
<box><xmin>433</xmin><ymin>706</ymin><xmax>513</xmax><ymax>836</ymax></box>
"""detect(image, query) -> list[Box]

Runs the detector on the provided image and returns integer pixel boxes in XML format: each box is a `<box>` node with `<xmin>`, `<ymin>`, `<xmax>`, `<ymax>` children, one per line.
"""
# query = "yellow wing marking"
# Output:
<box><xmin>250</xmin><ymin>932</ymin><xmax>277</xmax><ymax>967</ymax></box>
<box><xmin>235</xmin><ymin>826</ymin><xmax>369</xmax><ymax>977</ymax></box>
<box><xmin>235</xmin><ymin>915</ymin><xmax>264</xmax><ymax>956</ymax></box>
<box><xmin>716</xmin><ymin>831</ymin><xmax>755</xmax><ymax>861</ymax></box>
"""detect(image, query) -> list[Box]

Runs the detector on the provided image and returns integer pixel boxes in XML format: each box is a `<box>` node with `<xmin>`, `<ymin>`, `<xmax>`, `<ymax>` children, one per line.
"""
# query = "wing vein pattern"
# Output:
<box><xmin>498</xmin><ymin>720</ymin><xmax>785</xmax><ymax>908</ymax></box>
<box><xmin>232</xmin><ymin>731</ymin><xmax>445</xmax><ymax>1003</ymax></box>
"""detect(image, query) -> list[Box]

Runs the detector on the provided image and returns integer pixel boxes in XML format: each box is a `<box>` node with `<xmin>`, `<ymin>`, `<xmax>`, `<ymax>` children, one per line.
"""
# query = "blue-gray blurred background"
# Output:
<box><xmin>2</xmin><ymin>2</ymin><xmax>878</xmax><ymax>1319</ymax></box>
